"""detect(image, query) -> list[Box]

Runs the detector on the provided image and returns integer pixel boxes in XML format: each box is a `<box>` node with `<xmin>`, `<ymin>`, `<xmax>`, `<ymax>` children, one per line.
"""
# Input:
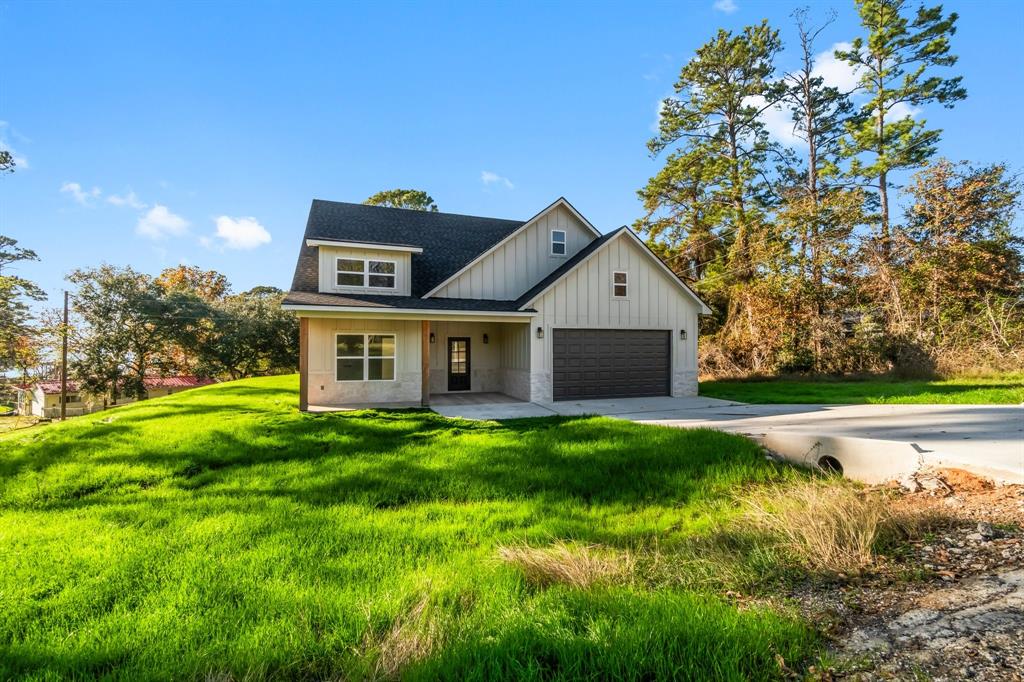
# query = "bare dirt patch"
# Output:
<box><xmin>798</xmin><ymin>468</ymin><xmax>1024</xmax><ymax>680</ymax></box>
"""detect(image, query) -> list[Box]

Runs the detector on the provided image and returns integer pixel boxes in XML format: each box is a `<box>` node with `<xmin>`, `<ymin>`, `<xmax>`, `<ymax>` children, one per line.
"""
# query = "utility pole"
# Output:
<box><xmin>60</xmin><ymin>290</ymin><xmax>68</xmax><ymax>420</ymax></box>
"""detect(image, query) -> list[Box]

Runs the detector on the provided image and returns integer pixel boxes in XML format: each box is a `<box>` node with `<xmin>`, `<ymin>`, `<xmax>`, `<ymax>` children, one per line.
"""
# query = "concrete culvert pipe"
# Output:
<box><xmin>817</xmin><ymin>455</ymin><xmax>844</xmax><ymax>476</ymax></box>
<box><xmin>760</xmin><ymin>432</ymin><xmax>924</xmax><ymax>484</ymax></box>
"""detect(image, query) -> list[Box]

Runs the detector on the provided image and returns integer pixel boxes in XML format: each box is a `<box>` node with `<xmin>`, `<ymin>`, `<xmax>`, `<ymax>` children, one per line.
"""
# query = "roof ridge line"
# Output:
<box><xmin>310</xmin><ymin>198</ymin><xmax>526</xmax><ymax>224</ymax></box>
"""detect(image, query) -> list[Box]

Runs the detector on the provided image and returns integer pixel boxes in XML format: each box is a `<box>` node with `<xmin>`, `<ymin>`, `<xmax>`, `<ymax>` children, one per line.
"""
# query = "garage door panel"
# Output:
<box><xmin>552</xmin><ymin>329</ymin><xmax>670</xmax><ymax>401</ymax></box>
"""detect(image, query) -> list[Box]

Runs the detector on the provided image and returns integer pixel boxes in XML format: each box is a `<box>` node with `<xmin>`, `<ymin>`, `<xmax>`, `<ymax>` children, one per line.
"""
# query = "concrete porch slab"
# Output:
<box><xmin>430</xmin><ymin>392</ymin><xmax>525</xmax><ymax>406</ymax></box>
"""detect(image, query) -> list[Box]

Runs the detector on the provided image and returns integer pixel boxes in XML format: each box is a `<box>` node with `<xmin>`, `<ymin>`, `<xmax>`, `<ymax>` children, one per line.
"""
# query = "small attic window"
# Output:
<box><xmin>613</xmin><ymin>271</ymin><xmax>628</xmax><ymax>298</ymax></box>
<box><xmin>551</xmin><ymin>230</ymin><xmax>566</xmax><ymax>256</ymax></box>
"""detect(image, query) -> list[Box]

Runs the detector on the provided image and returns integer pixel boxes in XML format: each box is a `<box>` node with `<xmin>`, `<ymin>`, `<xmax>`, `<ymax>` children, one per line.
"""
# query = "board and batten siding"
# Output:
<box><xmin>522</xmin><ymin>233</ymin><xmax>701</xmax><ymax>401</ymax></box>
<box><xmin>306</xmin><ymin>317</ymin><xmax>422</xmax><ymax>405</ymax></box>
<box><xmin>317</xmin><ymin>246</ymin><xmax>412</xmax><ymax>296</ymax></box>
<box><xmin>432</xmin><ymin>205</ymin><xmax>595</xmax><ymax>300</ymax></box>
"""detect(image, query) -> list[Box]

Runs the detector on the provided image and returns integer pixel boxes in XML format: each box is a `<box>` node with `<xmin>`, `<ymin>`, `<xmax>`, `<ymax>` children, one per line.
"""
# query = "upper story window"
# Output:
<box><xmin>336</xmin><ymin>257</ymin><xmax>396</xmax><ymax>289</ymax></box>
<box><xmin>613</xmin><ymin>271</ymin><xmax>628</xmax><ymax>298</ymax></box>
<box><xmin>550</xmin><ymin>230</ymin><xmax>566</xmax><ymax>256</ymax></box>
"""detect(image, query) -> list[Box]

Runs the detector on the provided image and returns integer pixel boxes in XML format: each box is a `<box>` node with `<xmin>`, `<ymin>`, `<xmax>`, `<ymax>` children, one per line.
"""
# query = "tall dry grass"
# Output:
<box><xmin>363</xmin><ymin>595</ymin><xmax>444</xmax><ymax>681</ymax></box>
<box><xmin>740</xmin><ymin>480</ymin><xmax>944</xmax><ymax>574</ymax></box>
<box><xmin>496</xmin><ymin>541</ymin><xmax>635</xmax><ymax>589</ymax></box>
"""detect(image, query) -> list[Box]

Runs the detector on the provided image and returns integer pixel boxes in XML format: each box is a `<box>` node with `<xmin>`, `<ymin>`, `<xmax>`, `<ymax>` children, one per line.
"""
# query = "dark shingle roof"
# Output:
<box><xmin>283</xmin><ymin>291</ymin><xmax>534</xmax><ymax>313</ymax></box>
<box><xmin>290</xmin><ymin>200</ymin><xmax>525</xmax><ymax>297</ymax></box>
<box><xmin>514</xmin><ymin>227</ymin><xmax>627</xmax><ymax>308</ymax></box>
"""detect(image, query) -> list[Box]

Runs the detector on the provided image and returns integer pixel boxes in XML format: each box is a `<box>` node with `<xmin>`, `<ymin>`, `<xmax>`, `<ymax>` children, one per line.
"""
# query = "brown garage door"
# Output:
<box><xmin>552</xmin><ymin>329</ymin><xmax>671</xmax><ymax>401</ymax></box>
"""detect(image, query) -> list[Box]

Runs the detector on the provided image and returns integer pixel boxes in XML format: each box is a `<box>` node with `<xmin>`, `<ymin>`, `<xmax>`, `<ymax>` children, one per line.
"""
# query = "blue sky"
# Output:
<box><xmin>2</xmin><ymin>0</ymin><xmax>1022</xmax><ymax>306</ymax></box>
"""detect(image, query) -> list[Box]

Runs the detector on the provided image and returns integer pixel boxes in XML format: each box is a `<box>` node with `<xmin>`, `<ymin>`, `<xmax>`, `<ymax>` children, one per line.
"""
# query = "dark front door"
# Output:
<box><xmin>447</xmin><ymin>337</ymin><xmax>471</xmax><ymax>391</ymax></box>
<box><xmin>552</xmin><ymin>329</ymin><xmax>671</xmax><ymax>401</ymax></box>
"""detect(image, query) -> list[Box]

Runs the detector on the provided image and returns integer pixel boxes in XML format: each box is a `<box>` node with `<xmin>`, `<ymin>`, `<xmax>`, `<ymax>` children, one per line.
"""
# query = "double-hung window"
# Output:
<box><xmin>337</xmin><ymin>333</ymin><xmax>396</xmax><ymax>381</ymax></box>
<box><xmin>336</xmin><ymin>258</ymin><xmax>396</xmax><ymax>289</ymax></box>
<box><xmin>612</xmin><ymin>271</ymin><xmax>628</xmax><ymax>298</ymax></box>
<box><xmin>550</xmin><ymin>230</ymin><xmax>566</xmax><ymax>256</ymax></box>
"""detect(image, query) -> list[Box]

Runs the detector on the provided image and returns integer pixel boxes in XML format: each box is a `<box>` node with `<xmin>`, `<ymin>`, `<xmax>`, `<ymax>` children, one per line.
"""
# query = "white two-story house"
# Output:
<box><xmin>282</xmin><ymin>197</ymin><xmax>710</xmax><ymax>409</ymax></box>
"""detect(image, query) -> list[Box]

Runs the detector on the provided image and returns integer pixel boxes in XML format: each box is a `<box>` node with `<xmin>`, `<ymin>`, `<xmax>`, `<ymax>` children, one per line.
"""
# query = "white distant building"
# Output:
<box><xmin>15</xmin><ymin>376</ymin><xmax>215</xmax><ymax>418</ymax></box>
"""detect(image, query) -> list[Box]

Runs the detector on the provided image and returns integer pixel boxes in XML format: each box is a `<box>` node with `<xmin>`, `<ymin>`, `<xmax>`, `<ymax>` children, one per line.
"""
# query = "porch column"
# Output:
<box><xmin>421</xmin><ymin>319</ymin><xmax>431</xmax><ymax>407</ymax></box>
<box><xmin>298</xmin><ymin>316</ymin><xmax>309</xmax><ymax>412</ymax></box>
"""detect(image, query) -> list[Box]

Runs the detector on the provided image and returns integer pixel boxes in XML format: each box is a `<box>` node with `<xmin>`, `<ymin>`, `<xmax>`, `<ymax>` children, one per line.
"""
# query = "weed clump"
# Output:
<box><xmin>497</xmin><ymin>541</ymin><xmax>634</xmax><ymax>589</ymax></box>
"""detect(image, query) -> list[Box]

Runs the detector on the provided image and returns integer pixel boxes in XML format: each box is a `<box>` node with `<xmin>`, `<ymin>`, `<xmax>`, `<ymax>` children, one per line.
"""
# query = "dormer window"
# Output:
<box><xmin>337</xmin><ymin>258</ymin><xmax>364</xmax><ymax>286</ymax></box>
<box><xmin>550</xmin><ymin>230</ymin><xmax>566</xmax><ymax>256</ymax></box>
<box><xmin>336</xmin><ymin>257</ymin><xmax>396</xmax><ymax>289</ymax></box>
<box><xmin>368</xmin><ymin>260</ymin><xmax>396</xmax><ymax>288</ymax></box>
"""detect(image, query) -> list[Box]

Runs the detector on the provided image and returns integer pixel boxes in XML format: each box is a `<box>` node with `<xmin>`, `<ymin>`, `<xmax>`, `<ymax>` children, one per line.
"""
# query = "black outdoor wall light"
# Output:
<box><xmin>536</xmin><ymin>326</ymin><xmax>544</xmax><ymax>339</ymax></box>
<box><xmin>429</xmin><ymin>332</ymin><xmax>436</xmax><ymax>343</ymax></box>
<box><xmin>679</xmin><ymin>329</ymin><xmax>687</xmax><ymax>340</ymax></box>
<box><xmin>482</xmin><ymin>333</ymin><xmax>489</xmax><ymax>344</ymax></box>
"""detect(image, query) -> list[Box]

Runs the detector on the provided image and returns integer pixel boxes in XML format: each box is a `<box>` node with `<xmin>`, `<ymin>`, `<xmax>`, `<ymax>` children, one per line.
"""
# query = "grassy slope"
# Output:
<box><xmin>0</xmin><ymin>376</ymin><xmax>815</xmax><ymax>680</ymax></box>
<box><xmin>700</xmin><ymin>374</ymin><xmax>1024</xmax><ymax>404</ymax></box>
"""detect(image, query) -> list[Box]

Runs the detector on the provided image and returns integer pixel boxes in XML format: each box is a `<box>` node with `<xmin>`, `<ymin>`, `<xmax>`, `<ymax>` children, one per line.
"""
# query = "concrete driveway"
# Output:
<box><xmin>433</xmin><ymin>396</ymin><xmax>1024</xmax><ymax>484</ymax></box>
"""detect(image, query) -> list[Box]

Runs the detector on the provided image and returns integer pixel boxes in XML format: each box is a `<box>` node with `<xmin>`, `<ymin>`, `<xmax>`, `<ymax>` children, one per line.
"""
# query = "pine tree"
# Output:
<box><xmin>646</xmin><ymin>21</ymin><xmax>784</xmax><ymax>286</ymax></box>
<box><xmin>837</xmin><ymin>0</ymin><xmax>966</xmax><ymax>253</ymax></box>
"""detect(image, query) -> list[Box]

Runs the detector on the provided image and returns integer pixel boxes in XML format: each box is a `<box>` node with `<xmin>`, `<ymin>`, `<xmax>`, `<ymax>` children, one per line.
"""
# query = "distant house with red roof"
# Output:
<box><xmin>15</xmin><ymin>376</ymin><xmax>215</xmax><ymax>418</ymax></box>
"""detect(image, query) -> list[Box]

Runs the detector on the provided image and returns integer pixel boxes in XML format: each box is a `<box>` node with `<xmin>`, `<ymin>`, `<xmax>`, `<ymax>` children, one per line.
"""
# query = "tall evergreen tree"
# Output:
<box><xmin>837</xmin><ymin>0</ymin><xmax>966</xmax><ymax>252</ymax></box>
<box><xmin>643</xmin><ymin>20</ymin><xmax>784</xmax><ymax>297</ymax></box>
<box><xmin>636</xmin><ymin>141</ymin><xmax>726</xmax><ymax>282</ymax></box>
<box><xmin>775</xmin><ymin>9</ymin><xmax>864</xmax><ymax>368</ymax></box>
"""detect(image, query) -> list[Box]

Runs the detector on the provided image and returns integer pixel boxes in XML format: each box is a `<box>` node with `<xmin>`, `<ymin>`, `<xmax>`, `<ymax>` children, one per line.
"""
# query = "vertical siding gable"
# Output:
<box><xmin>433</xmin><ymin>205</ymin><xmax>596</xmax><ymax>300</ymax></box>
<box><xmin>527</xmin><ymin>234</ymin><xmax>699</xmax><ymax>330</ymax></box>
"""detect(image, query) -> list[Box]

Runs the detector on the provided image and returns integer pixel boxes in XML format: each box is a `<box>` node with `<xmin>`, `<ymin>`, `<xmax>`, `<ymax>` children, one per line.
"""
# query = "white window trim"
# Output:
<box><xmin>335</xmin><ymin>332</ymin><xmax>397</xmax><ymax>382</ymax></box>
<box><xmin>612</xmin><ymin>270</ymin><xmax>629</xmax><ymax>299</ymax></box>
<box><xmin>335</xmin><ymin>257</ymin><xmax>397</xmax><ymax>290</ymax></box>
<box><xmin>550</xmin><ymin>229</ymin><xmax>567</xmax><ymax>257</ymax></box>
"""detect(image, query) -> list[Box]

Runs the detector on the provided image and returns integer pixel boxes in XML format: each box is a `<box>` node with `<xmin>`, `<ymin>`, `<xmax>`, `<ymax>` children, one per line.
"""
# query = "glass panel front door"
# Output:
<box><xmin>447</xmin><ymin>337</ymin><xmax>471</xmax><ymax>391</ymax></box>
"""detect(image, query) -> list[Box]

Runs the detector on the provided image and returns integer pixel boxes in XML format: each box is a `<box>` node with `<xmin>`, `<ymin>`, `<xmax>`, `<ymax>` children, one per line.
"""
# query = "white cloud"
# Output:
<box><xmin>887</xmin><ymin>101</ymin><xmax>921</xmax><ymax>120</ymax></box>
<box><xmin>745</xmin><ymin>95</ymin><xmax>799</xmax><ymax>146</ymax></box>
<box><xmin>812</xmin><ymin>42</ymin><xmax>862</xmax><ymax>93</ymax></box>
<box><xmin>60</xmin><ymin>181</ymin><xmax>102</xmax><ymax>205</ymax></box>
<box><xmin>481</xmin><ymin>170</ymin><xmax>514</xmax><ymax>189</ymax></box>
<box><xmin>136</xmin><ymin>204</ymin><xmax>189</xmax><ymax>239</ymax></box>
<box><xmin>713</xmin><ymin>0</ymin><xmax>738</xmax><ymax>13</ymax></box>
<box><xmin>210</xmin><ymin>216</ymin><xmax>271</xmax><ymax>250</ymax></box>
<box><xmin>107</xmin><ymin>190</ymin><xmax>146</xmax><ymax>209</ymax></box>
<box><xmin>651</xmin><ymin>96</ymin><xmax>676</xmax><ymax>133</ymax></box>
<box><xmin>0</xmin><ymin>121</ymin><xmax>28</xmax><ymax>169</ymax></box>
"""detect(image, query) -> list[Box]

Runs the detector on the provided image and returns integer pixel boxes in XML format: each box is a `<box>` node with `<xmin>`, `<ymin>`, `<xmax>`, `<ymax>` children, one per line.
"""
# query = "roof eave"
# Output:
<box><xmin>305</xmin><ymin>238</ymin><xmax>424</xmax><ymax>254</ymax></box>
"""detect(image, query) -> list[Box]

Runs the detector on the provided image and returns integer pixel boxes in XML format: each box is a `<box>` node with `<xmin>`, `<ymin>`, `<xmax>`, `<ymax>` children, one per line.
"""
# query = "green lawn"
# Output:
<box><xmin>0</xmin><ymin>375</ymin><xmax>818</xmax><ymax>680</ymax></box>
<box><xmin>0</xmin><ymin>415</ymin><xmax>38</xmax><ymax>434</ymax></box>
<box><xmin>700</xmin><ymin>374</ymin><xmax>1024</xmax><ymax>404</ymax></box>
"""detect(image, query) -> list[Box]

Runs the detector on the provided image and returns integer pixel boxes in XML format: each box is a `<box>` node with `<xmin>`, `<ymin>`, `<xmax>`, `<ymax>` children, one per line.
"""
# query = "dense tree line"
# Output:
<box><xmin>61</xmin><ymin>265</ymin><xmax>297</xmax><ymax>400</ymax></box>
<box><xmin>0</xmin><ymin>249</ymin><xmax>297</xmax><ymax>404</ymax></box>
<box><xmin>638</xmin><ymin>0</ymin><xmax>1022</xmax><ymax>376</ymax></box>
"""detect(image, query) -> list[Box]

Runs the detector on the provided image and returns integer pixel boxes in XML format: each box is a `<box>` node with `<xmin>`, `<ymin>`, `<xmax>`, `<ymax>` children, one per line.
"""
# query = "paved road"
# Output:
<box><xmin>434</xmin><ymin>396</ymin><xmax>1024</xmax><ymax>484</ymax></box>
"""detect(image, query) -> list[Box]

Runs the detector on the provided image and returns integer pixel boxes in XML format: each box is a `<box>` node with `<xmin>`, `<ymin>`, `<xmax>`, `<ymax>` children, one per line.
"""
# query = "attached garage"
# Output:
<box><xmin>551</xmin><ymin>329</ymin><xmax>671</xmax><ymax>401</ymax></box>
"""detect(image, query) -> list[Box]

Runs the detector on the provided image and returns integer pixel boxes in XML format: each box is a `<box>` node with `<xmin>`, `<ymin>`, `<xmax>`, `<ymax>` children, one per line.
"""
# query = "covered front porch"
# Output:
<box><xmin>425</xmin><ymin>319</ymin><xmax>532</xmax><ymax>404</ymax></box>
<box><xmin>298</xmin><ymin>310</ymin><xmax>533</xmax><ymax>410</ymax></box>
